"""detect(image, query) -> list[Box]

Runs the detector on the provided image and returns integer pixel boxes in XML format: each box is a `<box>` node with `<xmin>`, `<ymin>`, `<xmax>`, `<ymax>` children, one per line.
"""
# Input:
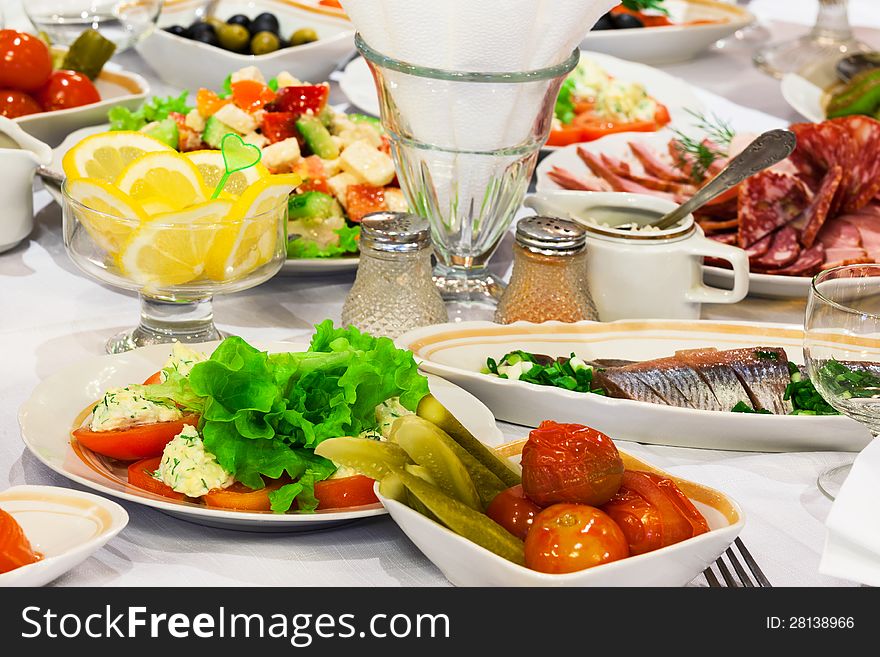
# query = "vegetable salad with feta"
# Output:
<box><xmin>109</xmin><ymin>66</ymin><xmax>407</xmax><ymax>259</ymax></box>
<box><xmin>72</xmin><ymin>323</ymin><xmax>429</xmax><ymax>513</ymax></box>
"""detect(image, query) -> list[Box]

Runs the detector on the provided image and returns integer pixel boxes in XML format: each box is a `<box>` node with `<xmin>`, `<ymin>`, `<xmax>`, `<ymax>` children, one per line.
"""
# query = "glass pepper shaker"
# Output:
<box><xmin>341</xmin><ymin>212</ymin><xmax>448</xmax><ymax>338</ymax></box>
<box><xmin>495</xmin><ymin>216</ymin><xmax>597</xmax><ymax>324</ymax></box>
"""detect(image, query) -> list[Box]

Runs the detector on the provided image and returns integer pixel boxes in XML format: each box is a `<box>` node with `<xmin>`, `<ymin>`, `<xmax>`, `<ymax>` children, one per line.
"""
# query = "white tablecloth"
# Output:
<box><xmin>2</xmin><ymin>1</ymin><xmax>878</xmax><ymax>587</ymax></box>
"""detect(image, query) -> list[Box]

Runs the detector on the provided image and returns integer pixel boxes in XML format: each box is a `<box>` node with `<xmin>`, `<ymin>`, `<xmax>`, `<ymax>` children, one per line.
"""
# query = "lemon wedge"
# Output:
<box><xmin>184</xmin><ymin>150</ymin><xmax>270</xmax><ymax>198</ymax></box>
<box><xmin>119</xmin><ymin>199</ymin><xmax>235</xmax><ymax>289</ymax></box>
<box><xmin>62</xmin><ymin>131</ymin><xmax>173</xmax><ymax>182</ymax></box>
<box><xmin>65</xmin><ymin>178</ymin><xmax>148</xmax><ymax>253</ymax></box>
<box><xmin>116</xmin><ymin>151</ymin><xmax>210</xmax><ymax>212</ymax></box>
<box><xmin>205</xmin><ymin>174</ymin><xmax>299</xmax><ymax>282</ymax></box>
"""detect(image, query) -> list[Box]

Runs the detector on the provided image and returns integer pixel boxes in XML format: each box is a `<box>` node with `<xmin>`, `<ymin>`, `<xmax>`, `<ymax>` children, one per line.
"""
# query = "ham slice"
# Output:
<box><xmin>800</xmin><ymin>165</ymin><xmax>843</xmax><ymax>248</ymax></box>
<box><xmin>823</xmin><ymin>247</ymin><xmax>871</xmax><ymax>268</ymax></box>
<box><xmin>628</xmin><ymin>141</ymin><xmax>690</xmax><ymax>183</ymax></box>
<box><xmin>577</xmin><ymin>148</ymin><xmax>677</xmax><ymax>201</ymax></box>
<box><xmin>599</xmin><ymin>153</ymin><xmax>697</xmax><ymax>196</ymax></box>
<box><xmin>737</xmin><ymin>171</ymin><xmax>809</xmax><ymax>247</ymax></box>
<box><xmin>547</xmin><ymin>166</ymin><xmax>612</xmax><ymax>192</ymax></box>
<box><xmin>838</xmin><ymin>209</ymin><xmax>880</xmax><ymax>262</ymax></box>
<box><xmin>750</xmin><ymin>226</ymin><xmax>801</xmax><ymax>270</ymax></box>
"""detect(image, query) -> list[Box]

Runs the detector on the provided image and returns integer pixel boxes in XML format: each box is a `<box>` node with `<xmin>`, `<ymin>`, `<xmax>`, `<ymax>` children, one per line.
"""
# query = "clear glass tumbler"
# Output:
<box><xmin>753</xmin><ymin>0</ymin><xmax>871</xmax><ymax>79</ymax></box>
<box><xmin>356</xmin><ymin>34</ymin><xmax>579</xmax><ymax>321</ymax></box>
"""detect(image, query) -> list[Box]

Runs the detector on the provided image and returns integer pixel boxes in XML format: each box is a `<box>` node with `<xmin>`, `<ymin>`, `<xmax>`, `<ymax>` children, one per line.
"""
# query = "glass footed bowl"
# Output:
<box><xmin>62</xmin><ymin>181</ymin><xmax>287</xmax><ymax>353</ymax></box>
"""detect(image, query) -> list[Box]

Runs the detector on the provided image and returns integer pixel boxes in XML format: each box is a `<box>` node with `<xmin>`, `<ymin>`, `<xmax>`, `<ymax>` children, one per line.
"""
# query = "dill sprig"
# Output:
<box><xmin>671</xmin><ymin>109</ymin><xmax>737</xmax><ymax>183</ymax></box>
<box><xmin>621</xmin><ymin>0</ymin><xmax>670</xmax><ymax>15</ymax></box>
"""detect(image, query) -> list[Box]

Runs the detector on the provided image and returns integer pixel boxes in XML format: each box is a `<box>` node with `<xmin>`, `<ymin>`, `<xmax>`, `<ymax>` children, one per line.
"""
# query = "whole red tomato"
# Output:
<box><xmin>0</xmin><ymin>30</ymin><xmax>52</xmax><ymax>92</ymax></box>
<box><xmin>486</xmin><ymin>485</ymin><xmax>542</xmax><ymax>540</ymax></box>
<box><xmin>35</xmin><ymin>70</ymin><xmax>101</xmax><ymax>112</ymax></box>
<box><xmin>524</xmin><ymin>503</ymin><xmax>629</xmax><ymax>574</ymax></box>
<box><xmin>521</xmin><ymin>421</ymin><xmax>624</xmax><ymax>507</ymax></box>
<box><xmin>602</xmin><ymin>470</ymin><xmax>709</xmax><ymax>556</ymax></box>
<box><xmin>0</xmin><ymin>89</ymin><xmax>42</xmax><ymax>118</ymax></box>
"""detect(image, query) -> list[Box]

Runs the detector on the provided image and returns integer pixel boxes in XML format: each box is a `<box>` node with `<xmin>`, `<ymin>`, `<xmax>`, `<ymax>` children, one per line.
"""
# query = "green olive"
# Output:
<box><xmin>250</xmin><ymin>30</ymin><xmax>280</xmax><ymax>55</ymax></box>
<box><xmin>205</xmin><ymin>16</ymin><xmax>224</xmax><ymax>31</ymax></box>
<box><xmin>289</xmin><ymin>27</ymin><xmax>319</xmax><ymax>46</ymax></box>
<box><xmin>217</xmin><ymin>23</ymin><xmax>249</xmax><ymax>52</ymax></box>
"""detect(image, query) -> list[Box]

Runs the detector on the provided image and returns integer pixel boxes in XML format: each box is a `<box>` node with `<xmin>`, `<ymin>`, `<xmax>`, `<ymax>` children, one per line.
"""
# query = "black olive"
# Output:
<box><xmin>226</xmin><ymin>14</ymin><xmax>251</xmax><ymax>30</ymax></box>
<box><xmin>189</xmin><ymin>22</ymin><xmax>219</xmax><ymax>46</ymax></box>
<box><xmin>165</xmin><ymin>25</ymin><xmax>189</xmax><ymax>38</ymax></box>
<box><xmin>592</xmin><ymin>13</ymin><xmax>616</xmax><ymax>31</ymax></box>
<box><xmin>250</xmin><ymin>12</ymin><xmax>280</xmax><ymax>35</ymax></box>
<box><xmin>612</xmin><ymin>13</ymin><xmax>645</xmax><ymax>29</ymax></box>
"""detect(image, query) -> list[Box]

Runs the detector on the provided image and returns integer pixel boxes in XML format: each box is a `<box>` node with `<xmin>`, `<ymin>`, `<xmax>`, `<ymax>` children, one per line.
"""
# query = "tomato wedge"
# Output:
<box><xmin>127</xmin><ymin>457</ymin><xmax>186</xmax><ymax>501</ymax></box>
<box><xmin>72</xmin><ymin>414</ymin><xmax>200</xmax><ymax>461</ymax></box>
<box><xmin>314</xmin><ymin>475</ymin><xmax>378</xmax><ymax>509</ymax></box>
<box><xmin>202</xmin><ymin>480</ymin><xmax>287</xmax><ymax>511</ymax></box>
<box><xmin>0</xmin><ymin>508</ymin><xmax>41</xmax><ymax>574</ymax></box>
<box><xmin>143</xmin><ymin>371</ymin><xmax>163</xmax><ymax>385</ymax></box>
<box><xmin>546</xmin><ymin>125</ymin><xmax>586</xmax><ymax>147</ymax></box>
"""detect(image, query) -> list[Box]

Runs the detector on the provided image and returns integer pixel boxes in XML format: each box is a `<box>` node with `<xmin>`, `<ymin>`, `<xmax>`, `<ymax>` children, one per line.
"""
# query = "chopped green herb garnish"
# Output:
<box><xmin>755</xmin><ymin>350</ymin><xmax>780</xmax><ymax>361</ymax></box>
<box><xmin>484</xmin><ymin>351</ymin><xmax>606</xmax><ymax>395</ymax></box>
<box><xmin>621</xmin><ymin>0</ymin><xmax>669</xmax><ymax>15</ymax></box>
<box><xmin>732</xmin><ymin>401</ymin><xmax>771</xmax><ymax>414</ymax></box>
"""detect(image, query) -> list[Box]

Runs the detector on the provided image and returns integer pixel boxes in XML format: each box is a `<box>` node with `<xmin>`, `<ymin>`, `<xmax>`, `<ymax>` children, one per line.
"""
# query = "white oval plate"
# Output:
<box><xmin>0</xmin><ymin>485</ymin><xmax>128</xmax><ymax>587</ymax></box>
<box><xmin>535</xmin><ymin>135</ymin><xmax>814</xmax><ymax>298</ymax></box>
<box><xmin>138</xmin><ymin>0</ymin><xmax>354</xmax><ymax>91</ymax></box>
<box><xmin>14</xmin><ymin>52</ymin><xmax>149</xmax><ymax>147</ymax></box>
<box><xmin>378</xmin><ymin>448</ymin><xmax>744</xmax><ymax>586</ymax></box>
<box><xmin>580</xmin><ymin>0</ymin><xmax>753</xmax><ymax>65</ymax></box>
<box><xmin>396</xmin><ymin>319</ymin><xmax>873</xmax><ymax>453</ymax></box>
<box><xmin>18</xmin><ymin>341</ymin><xmax>502</xmax><ymax>531</ymax></box>
<box><xmin>46</xmin><ymin>126</ymin><xmax>360</xmax><ymax>276</ymax></box>
<box><xmin>780</xmin><ymin>73</ymin><xmax>826</xmax><ymax>123</ymax></box>
<box><xmin>338</xmin><ymin>51</ymin><xmax>706</xmax><ymax>151</ymax></box>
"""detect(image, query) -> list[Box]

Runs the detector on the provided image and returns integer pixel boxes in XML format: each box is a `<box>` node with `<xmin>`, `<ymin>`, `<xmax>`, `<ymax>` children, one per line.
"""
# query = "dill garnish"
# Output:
<box><xmin>671</xmin><ymin>109</ymin><xmax>737</xmax><ymax>183</ymax></box>
<box><xmin>621</xmin><ymin>0</ymin><xmax>669</xmax><ymax>15</ymax></box>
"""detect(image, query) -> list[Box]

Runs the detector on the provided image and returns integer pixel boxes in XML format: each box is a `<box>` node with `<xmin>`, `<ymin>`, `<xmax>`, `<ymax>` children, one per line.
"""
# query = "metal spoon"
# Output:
<box><xmin>836</xmin><ymin>52</ymin><xmax>880</xmax><ymax>83</ymax></box>
<box><xmin>631</xmin><ymin>128</ymin><xmax>797</xmax><ymax>232</ymax></box>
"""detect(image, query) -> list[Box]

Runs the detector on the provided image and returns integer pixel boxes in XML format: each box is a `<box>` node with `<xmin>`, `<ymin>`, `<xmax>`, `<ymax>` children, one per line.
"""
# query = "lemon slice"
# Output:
<box><xmin>116</xmin><ymin>151</ymin><xmax>210</xmax><ymax>213</ymax></box>
<box><xmin>185</xmin><ymin>150</ymin><xmax>270</xmax><ymax>198</ymax></box>
<box><xmin>206</xmin><ymin>174</ymin><xmax>300</xmax><ymax>282</ymax></box>
<box><xmin>62</xmin><ymin>131</ymin><xmax>173</xmax><ymax>182</ymax></box>
<box><xmin>65</xmin><ymin>178</ymin><xmax>147</xmax><ymax>254</ymax></box>
<box><xmin>119</xmin><ymin>199</ymin><xmax>234</xmax><ymax>289</ymax></box>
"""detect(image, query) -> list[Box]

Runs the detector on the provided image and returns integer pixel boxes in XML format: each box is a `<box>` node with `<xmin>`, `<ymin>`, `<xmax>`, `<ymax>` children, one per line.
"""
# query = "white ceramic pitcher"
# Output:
<box><xmin>0</xmin><ymin>116</ymin><xmax>53</xmax><ymax>253</ymax></box>
<box><xmin>525</xmin><ymin>190</ymin><xmax>750</xmax><ymax>321</ymax></box>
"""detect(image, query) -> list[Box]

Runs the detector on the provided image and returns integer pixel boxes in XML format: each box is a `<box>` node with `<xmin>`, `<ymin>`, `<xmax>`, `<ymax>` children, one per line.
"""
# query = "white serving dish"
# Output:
<box><xmin>580</xmin><ymin>0</ymin><xmax>753</xmax><ymax>65</ymax></box>
<box><xmin>535</xmin><ymin>133</ymin><xmax>815</xmax><ymax>299</ymax></box>
<box><xmin>138</xmin><ymin>0</ymin><xmax>354</xmax><ymax>90</ymax></box>
<box><xmin>14</xmin><ymin>51</ymin><xmax>149</xmax><ymax>147</ymax></box>
<box><xmin>0</xmin><ymin>485</ymin><xmax>128</xmax><ymax>587</ymax></box>
<box><xmin>46</xmin><ymin>125</ymin><xmax>360</xmax><ymax>276</ymax></box>
<box><xmin>780</xmin><ymin>73</ymin><xmax>826</xmax><ymax>123</ymax></box>
<box><xmin>337</xmin><ymin>51</ymin><xmax>706</xmax><ymax>144</ymax></box>
<box><xmin>18</xmin><ymin>341</ymin><xmax>502</xmax><ymax>532</ymax></box>
<box><xmin>396</xmin><ymin>319</ymin><xmax>872</xmax><ymax>453</ymax></box>
<box><xmin>378</xmin><ymin>448</ymin><xmax>744</xmax><ymax>587</ymax></box>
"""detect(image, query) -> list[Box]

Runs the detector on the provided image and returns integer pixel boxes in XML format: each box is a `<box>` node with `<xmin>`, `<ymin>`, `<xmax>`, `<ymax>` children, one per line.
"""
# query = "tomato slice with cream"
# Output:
<box><xmin>0</xmin><ymin>508</ymin><xmax>41</xmax><ymax>574</ymax></box>
<box><xmin>72</xmin><ymin>414</ymin><xmax>200</xmax><ymax>461</ymax></box>
<box><xmin>127</xmin><ymin>456</ymin><xmax>186</xmax><ymax>501</ymax></box>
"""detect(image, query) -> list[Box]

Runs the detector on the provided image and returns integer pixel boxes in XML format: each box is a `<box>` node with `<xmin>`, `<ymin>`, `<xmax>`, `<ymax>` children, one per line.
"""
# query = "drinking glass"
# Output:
<box><xmin>753</xmin><ymin>0</ymin><xmax>871</xmax><ymax>79</ymax></box>
<box><xmin>24</xmin><ymin>0</ymin><xmax>163</xmax><ymax>52</ymax></box>
<box><xmin>714</xmin><ymin>1</ymin><xmax>772</xmax><ymax>51</ymax></box>
<box><xmin>804</xmin><ymin>264</ymin><xmax>880</xmax><ymax>500</ymax></box>
<box><xmin>356</xmin><ymin>34</ymin><xmax>579</xmax><ymax>321</ymax></box>
<box><xmin>63</xmin><ymin>182</ymin><xmax>287</xmax><ymax>353</ymax></box>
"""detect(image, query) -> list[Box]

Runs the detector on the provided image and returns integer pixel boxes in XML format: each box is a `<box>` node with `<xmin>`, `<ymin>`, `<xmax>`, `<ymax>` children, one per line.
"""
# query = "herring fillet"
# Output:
<box><xmin>676</xmin><ymin>350</ymin><xmax>753</xmax><ymax>412</ymax></box>
<box><xmin>593</xmin><ymin>357</ymin><xmax>722</xmax><ymax>410</ymax></box>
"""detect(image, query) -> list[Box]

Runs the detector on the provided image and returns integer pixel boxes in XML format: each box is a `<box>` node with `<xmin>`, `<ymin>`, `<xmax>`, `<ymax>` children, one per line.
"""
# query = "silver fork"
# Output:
<box><xmin>703</xmin><ymin>538</ymin><xmax>772</xmax><ymax>587</ymax></box>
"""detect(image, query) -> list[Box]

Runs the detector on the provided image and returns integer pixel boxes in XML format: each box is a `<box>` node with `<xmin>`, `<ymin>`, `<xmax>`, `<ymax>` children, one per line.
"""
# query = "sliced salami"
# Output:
<box><xmin>800</xmin><ymin>165</ymin><xmax>843</xmax><ymax>248</ymax></box>
<box><xmin>628</xmin><ymin>141</ymin><xmax>690</xmax><ymax>183</ymax></box>
<box><xmin>744</xmin><ymin>232</ymin><xmax>773</xmax><ymax>259</ymax></box>
<box><xmin>698</xmin><ymin>217</ymin><xmax>740</xmax><ymax>234</ymax></box>
<box><xmin>789</xmin><ymin>121</ymin><xmax>854</xmax><ymax>214</ymax></box>
<box><xmin>708</xmin><ymin>233</ymin><xmax>737</xmax><ymax>245</ymax></box>
<box><xmin>831</xmin><ymin>116</ymin><xmax>880</xmax><ymax>212</ymax></box>
<box><xmin>765</xmin><ymin>243</ymin><xmax>826</xmax><ymax>277</ymax></box>
<box><xmin>737</xmin><ymin>171</ymin><xmax>809</xmax><ymax>248</ymax></box>
<box><xmin>750</xmin><ymin>225</ymin><xmax>801</xmax><ymax>270</ymax></box>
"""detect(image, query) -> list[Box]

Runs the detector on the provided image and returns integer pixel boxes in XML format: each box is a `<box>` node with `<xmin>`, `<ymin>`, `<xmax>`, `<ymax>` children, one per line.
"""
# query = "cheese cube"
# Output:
<box><xmin>261</xmin><ymin>137</ymin><xmax>301</xmax><ymax>173</ymax></box>
<box><xmin>231</xmin><ymin>66</ymin><xmax>265</xmax><ymax>85</ymax></box>
<box><xmin>243</xmin><ymin>131</ymin><xmax>268</xmax><ymax>149</ymax></box>
<box><xmin>185</xmin><ymin>108</ymin><xmax>205</xmax><ymax>132</ymax></box>
<box><xmin>339</xmin><ymin>140</ymin><xmax>395</xmax><ymax>187</ymax></box>
<box><xmin>384</xmin><ymin>188</ymin><xmax>408</xmax><ymax>212</ymax></box>
<box><xmin>275</xmin><ymin>71</ymin><xmax>303</xmax><ymax>88</ymax></box>
<box><xmin>328</xmin><ymin>172</ymin><xmax>362</xmax><ymax>207</ymax></box>
<box><xmin>338</xmin><ymin>123</ymin><xmax>382</xmax><ymax>149</ymax></box>
<box><xmin>212</xmin><ymin>104</ymin><xmax>257</xmax><ymax>134</ymax></box>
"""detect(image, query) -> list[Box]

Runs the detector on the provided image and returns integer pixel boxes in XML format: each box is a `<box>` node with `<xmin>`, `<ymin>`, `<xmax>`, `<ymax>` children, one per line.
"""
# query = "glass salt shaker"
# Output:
<box><xmin>341</xmin><ymin>212</ymin><xmax>448</xmax><ymax>338</ymax></box>
<box><xmin>495</xmin><ymin>216</ymin><xmax>597</xmax><ymax>324</ymax></box>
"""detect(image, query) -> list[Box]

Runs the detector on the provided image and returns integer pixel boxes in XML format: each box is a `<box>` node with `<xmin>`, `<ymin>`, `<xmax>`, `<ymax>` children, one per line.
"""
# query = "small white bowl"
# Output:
<box><xmin>0</xmin><ymin>485</ymin><xmax>128</xmax><ymax>587</ymax></box>
<box><xmin>14</xmin><ymin>50</ymin><xmax>149</xmax><ymax>147</ymax></box>
<box><xmin>377</xmin><ymin>450</ymin><xmax>744</xmax><ymax>587</ymax></box>
<box><xmin>138</xmin><ymin>0</ymin><xmax>354</xmax><ymax>90</ymax></box>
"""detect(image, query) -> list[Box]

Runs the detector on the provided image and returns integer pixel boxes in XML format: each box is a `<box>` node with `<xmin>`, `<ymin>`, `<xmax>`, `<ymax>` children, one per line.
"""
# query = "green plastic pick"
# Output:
<box><xmin>211</xmin><ymin>133</ymin><xmax>263</xmax><ymax>198</ymax></box>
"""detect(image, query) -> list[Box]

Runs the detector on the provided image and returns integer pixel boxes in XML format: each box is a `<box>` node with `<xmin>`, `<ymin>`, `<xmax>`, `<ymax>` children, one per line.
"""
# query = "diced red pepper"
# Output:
<box><xmin>196</xmin><ymin>88</ymin><xmax>229</xmax><ymax>118</ymax></box>
<box><xmin>267</xmin><ymin>84</ymin><xmax>329</xmax><ymax>116</ymax></box>
<box><xmin>261</xmin><ymin>111</ymin><xmax>299</xmax><ymax>144</ymax></box>
<box><xmin>346</xmin><ymin>184</ymin><xmax>387</xmax><ymax>222</ymax></box>
<box><xmin>294</xmin><ymin>155</ymin><xmax>331</xmax><ymax>194</ymax></box>
<box><xmin>231</xmin><ymin>80</ymin><xmax>276</xmax><ymax>112</ymax></box>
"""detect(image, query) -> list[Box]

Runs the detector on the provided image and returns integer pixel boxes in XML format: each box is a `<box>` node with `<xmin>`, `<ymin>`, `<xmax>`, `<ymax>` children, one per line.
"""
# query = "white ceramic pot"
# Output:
<box><xmin>0</xmin><ymin>117</ymin><xmax>52</xmax><ymax>253</ymax></box>
<box><xmin>525</xmin><ymin>190</ymin><xmax>749</xmax><ymax>320</ymax></box>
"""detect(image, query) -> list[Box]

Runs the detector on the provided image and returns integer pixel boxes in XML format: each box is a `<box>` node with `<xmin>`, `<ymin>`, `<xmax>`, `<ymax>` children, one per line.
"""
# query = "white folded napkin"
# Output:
<box><xmin>819</xmin><ymin>437</ymin><xmax>880</xmax><ymax>586</ymax></box>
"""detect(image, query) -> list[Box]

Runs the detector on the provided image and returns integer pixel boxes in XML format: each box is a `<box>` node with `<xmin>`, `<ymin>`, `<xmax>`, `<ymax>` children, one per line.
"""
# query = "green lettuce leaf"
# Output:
<box><xmin>286</xmin><ymin>224</ymin><xmax>361</xmax><ymax>259</ymax></box>
<box><xmin>108</xmin><ymin>91</ymin><xmax>193</xmax><ymax>131</ymax></box>
<box><xmin>186</xmin><ymin>324</ymin><xmax>428</xmax><ymax>511</ymax></box>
